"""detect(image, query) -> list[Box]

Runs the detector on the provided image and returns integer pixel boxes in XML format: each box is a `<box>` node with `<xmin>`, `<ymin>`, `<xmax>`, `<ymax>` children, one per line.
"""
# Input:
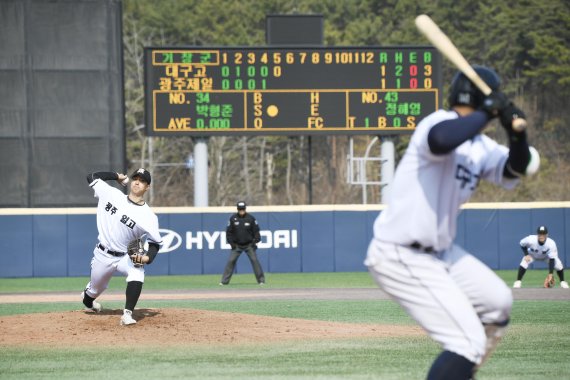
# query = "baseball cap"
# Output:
<box><xmin>537</xmin><ymin>226</ymin><xmax>548</xmax><ymax>234</ymax></box>
<box><xmin>236</xmin><ymin>201</ymin><xmax>246</xmax><ymax>210</ymax></box>
<box><xmin>131</xmin><ymin>168</ymin><xmax>151</xmax><ymax>184</ymax></box>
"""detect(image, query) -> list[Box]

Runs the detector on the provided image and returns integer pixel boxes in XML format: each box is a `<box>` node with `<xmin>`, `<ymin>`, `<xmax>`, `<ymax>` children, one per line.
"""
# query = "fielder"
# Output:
<box><xmin>81</xmin><ymin>168</ymin><xmax>162</xmax><ymax>325</ymax></box>
<box><xmin>514</xmin><ymin>225</ymin><xmax>568</xmax><ymax>289</ymax></box>
<box><xmin>365</xmin><ymin>66</ymin><xmax>539</xmax><ymax>379</ymax></box>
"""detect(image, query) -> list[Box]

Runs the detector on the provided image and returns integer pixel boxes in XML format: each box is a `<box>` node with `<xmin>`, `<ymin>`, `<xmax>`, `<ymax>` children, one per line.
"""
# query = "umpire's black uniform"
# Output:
<box><xmin>220</xmin><ymin>201</ymin><xmax>265</xmax><ymax>285</ymax></box>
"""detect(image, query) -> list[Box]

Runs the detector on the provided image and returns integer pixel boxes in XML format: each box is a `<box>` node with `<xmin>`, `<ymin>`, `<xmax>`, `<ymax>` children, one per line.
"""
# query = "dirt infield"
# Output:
<box><xmin>0</xmin><ymin>308</ymin><xmax>424</xmax><ymax>348</ymax></box>
<box><xmin>0</xmin><ymin>288</ymin><xmax>566</xmax><ymax>348</ymax></box>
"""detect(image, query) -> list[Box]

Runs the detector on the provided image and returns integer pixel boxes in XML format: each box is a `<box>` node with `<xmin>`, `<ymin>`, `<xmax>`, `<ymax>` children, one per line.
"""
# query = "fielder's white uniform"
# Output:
<box><xmin>84</xmin><ymin>178</ymin><xmax>162</xmax><ymax>299</ymax></box>
<box><xmin>519</xmin><ymin>235</ymin><xmax>563</xmax><ymax>270</ymax></box>
<box><xmin>365</xmin><ymin>109</ymin><xmax>515</xmax><ymax>365</ymax></box>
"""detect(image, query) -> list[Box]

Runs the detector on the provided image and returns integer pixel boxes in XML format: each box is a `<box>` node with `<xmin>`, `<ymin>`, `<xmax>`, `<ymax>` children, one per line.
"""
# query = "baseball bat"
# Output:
<box><xmin>414</xmin><ymin>14</ymin><xmax>526</xmax><ymax>132</ymax></box>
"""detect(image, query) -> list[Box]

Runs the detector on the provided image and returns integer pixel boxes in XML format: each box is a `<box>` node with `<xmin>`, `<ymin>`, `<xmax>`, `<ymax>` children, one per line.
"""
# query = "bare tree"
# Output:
<box><xmin>286</xmin><ymin>139</ymin><xmax>293</xmax><ymax>204</ymax></box>
<box><xmin>265</xmin><ymin>152</ymin><xmax>274</xmax><ymax>204</ymax></box>
<box><xmin>241</xmin><ymin>137</ymin><xmax>251</xmax><ymax>199</ymax></box>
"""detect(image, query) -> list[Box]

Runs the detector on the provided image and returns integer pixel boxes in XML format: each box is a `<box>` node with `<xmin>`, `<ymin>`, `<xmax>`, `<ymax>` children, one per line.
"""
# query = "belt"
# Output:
<box><xmin>409</xmin><ymin>242</ymin><xmax>435</xmax><ymax>253</ymax></box>
<box><xmin>97</xmin><ymin>243</ymin><xmax>126</xmax><ymax>257</ymax></box>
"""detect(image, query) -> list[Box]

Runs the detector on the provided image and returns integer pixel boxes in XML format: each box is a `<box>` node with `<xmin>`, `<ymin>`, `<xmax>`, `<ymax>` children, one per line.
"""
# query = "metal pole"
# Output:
<box><xmin>194</xmin><ymin>138</ymin><xmax>209</xmax><ymax>207</ymax></box>
<box><xmin>361</xmin><ymin>159</ymin><xmax>367</xmax><ymax>204</ymax></box>
<box><xmin>148</xmin><ymin>136</ymin><xmax>154</xmax><ymax>204</ymax></box>
<box><xmin>362</xmin><ymin>136</ymin><xmax>380</xmax><ymax>205</ymax></box>
<box><xmin>308</xmin><ymin>136</ymin><xmax>312</xmax><ymax>204</ymax></box>
<box><xmin>380</xmin><ymin>137</ymin><xmax>395</xmax><ymax>204</ymax></box>
<box><xmin>266</xmin><ymin>15</ymin><xmax>322</xmax><ymax>206</ymax></box>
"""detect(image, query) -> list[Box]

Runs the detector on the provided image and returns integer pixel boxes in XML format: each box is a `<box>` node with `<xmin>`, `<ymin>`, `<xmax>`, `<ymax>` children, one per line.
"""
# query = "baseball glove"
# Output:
<box><xmin>543</xmin><ymin>275</ymin><xmax>555</xmax><ymax>288</ymax></box>
<box><xmin>127</xmin><ymin>238</ymin><xmax>147</xmax><ymax>268</ymax></box>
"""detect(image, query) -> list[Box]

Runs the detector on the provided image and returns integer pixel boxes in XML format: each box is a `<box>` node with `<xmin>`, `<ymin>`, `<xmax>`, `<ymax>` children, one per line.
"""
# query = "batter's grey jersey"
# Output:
<box><xmin>374</xmin><ymin>110</ymin><xmax>519</xmax><ymax>251</ymax></box>
<box><xmin>520</xmin><ymin>235</ymin><xmax>558</xmax><ymax>260</ymax></box>
<box><xmin>90</xmin><ymin>179</ymin><xmax>161</xmax><ymax>252</ymax></box>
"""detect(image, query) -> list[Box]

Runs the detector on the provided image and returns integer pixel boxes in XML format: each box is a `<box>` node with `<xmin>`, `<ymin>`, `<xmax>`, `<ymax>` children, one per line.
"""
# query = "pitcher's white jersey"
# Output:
<box><xmin>90</xmin><ymin>178</ymin><xmax>161</xmax><ymax>251</ymax></box>
<box><xmin>520</xmin><ymin>235</ymin><xmax>558</xmax><ymax>260</ymax></box>
<box><xmin>374</xmin><ymin>110</ymin><xmax>518</xmax><ymax>251</ymax></box>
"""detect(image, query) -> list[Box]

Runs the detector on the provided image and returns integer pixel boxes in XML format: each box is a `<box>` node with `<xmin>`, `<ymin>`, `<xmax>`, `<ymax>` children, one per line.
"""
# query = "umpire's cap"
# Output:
<box><xmin>131</xmin><ymin>168</ymin><xmax>151</xmax><ymax>184</ymax></box>
<box><xmin>537</xmin><ymin>226</ymin><xmax>548</xmax><ymax>234</ymax></box>
<box><xmin>448</xmin><ymin>65</ymin><xmax>501</xmax><ymax>109</ymax></box>
<box><xmin>236</xmin><ymin>201</ymin><xmax>246</xmax><ymax>210</ymax></box>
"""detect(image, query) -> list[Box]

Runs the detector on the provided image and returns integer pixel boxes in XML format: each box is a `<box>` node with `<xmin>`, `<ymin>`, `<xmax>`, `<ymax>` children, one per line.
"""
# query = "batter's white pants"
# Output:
<box><xmin>85</xmin><ymin>246</ymin><xmax>145</xmax><ymax>299</ymax></box>
<box><xmin>365</xmin><ymin>239</ymin><xmax>512</xmax><ymax>364</ymax></box>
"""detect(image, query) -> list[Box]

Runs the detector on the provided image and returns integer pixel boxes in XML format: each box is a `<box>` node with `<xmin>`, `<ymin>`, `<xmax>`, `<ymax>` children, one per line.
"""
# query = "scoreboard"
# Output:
<box><xmin>144</xmin><ymin>47</ymin><xmax>442</xmax><ymax>136</ymax></box>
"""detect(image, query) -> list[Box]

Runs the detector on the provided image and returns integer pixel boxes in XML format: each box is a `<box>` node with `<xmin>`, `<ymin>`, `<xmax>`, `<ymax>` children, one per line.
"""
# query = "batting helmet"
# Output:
<box><xmin>448</xmin><ymin>65</ymin><xmax>501</xmax><ymax>109</ymax></box>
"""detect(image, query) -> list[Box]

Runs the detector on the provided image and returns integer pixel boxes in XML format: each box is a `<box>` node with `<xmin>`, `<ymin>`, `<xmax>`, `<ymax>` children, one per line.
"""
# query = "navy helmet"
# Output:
<box><xmin>131</xmin><ymin>168</ymin><xmax>151</xmax><ymax>184</ymax></box>
<box><xmin>448</xmin><ymin>65</ymin><xmax>501</xmax><ymax>109</ymax></box>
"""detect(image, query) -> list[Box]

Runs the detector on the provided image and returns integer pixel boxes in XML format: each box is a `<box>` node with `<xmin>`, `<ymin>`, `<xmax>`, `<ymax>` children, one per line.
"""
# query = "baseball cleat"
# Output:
<box><xmin>120</xmin><ymin>309</ymin><xmax>137</xmax><ymax>325</ymax></box>
<box><xmin>81</xmin><ymin>291</ymin><xmax>102</xmax><ymax>312</ymax></box>
<box><xmin>561</xmin><ymin>281</ymin><xmax>569</xmax><ymax>289</ymax></box>
<box><xmin>512</xmin><ymin>280</ymin><xmax>521</xmax><ymax>288</ymax></box>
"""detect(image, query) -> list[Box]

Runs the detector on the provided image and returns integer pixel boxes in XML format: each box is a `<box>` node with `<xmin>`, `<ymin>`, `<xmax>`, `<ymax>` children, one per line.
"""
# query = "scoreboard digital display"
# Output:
<box><xmin>144</xmin><ymin>47</ymin><xmax>442</xmax><ymax>136</ymax></box>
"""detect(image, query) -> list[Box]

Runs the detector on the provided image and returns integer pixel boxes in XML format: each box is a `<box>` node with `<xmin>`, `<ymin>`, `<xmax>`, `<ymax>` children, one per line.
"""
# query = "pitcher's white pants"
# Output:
<box><xmin>84</xmin><ymin>246</ymin><xmax>145</xmax><ymax>299</ymax></box>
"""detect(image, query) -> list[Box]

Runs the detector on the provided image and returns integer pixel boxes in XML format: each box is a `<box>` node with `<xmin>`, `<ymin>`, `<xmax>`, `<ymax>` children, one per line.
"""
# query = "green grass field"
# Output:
<box><xmin>0</xmin><ymin>271</ymin><xmax>568</xmax><ymax>379</ymax></box>
<box><xmin>0</xmin><ymin>270</ymin><xmax>557</xmax><ymax>292</ymax></box>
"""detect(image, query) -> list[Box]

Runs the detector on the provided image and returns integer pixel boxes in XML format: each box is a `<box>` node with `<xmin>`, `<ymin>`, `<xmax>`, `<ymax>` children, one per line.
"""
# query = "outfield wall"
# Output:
<box><xmin>0</xmin><ymin>203</ymin><xmax>568</xmax><ymax>278</ymax></box>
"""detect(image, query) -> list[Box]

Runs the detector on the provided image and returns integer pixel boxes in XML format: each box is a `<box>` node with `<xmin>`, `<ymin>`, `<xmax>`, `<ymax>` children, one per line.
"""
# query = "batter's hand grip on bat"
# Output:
<box><xmin>500</xmin><ymin>103</ymin><xmax>527</xmax><ymax>133</ymax></box>
<box><xmin>512</xmin><ymin>118</ymin><xmax>526</xmax><ymax>132</ymax></box>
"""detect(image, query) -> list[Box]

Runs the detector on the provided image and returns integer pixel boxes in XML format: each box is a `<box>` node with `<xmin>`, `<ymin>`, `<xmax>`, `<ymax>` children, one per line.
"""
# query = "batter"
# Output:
<box><xmin>81</xmin><ymin>168</ymin><xmax>162</xmax><ymax>325</ymax></box>
<box><xmin>365</xmin><ymin>66</ymin><xmax>540</xmax><ymax>379</ymax></box>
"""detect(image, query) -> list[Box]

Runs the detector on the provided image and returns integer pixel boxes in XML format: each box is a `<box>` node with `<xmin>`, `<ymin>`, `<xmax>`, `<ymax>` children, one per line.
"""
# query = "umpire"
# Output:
<box><xmin>220</xmin><ymin>201</ymin><xmax>265</xmax><ymax>285</ymax></box>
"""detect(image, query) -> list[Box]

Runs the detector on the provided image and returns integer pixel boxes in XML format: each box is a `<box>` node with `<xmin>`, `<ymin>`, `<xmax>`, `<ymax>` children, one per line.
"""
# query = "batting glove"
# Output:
<box><xmin>480</xmin><ymin>91</ymin><xmax>510</xmax><ymax>118</ymax></box>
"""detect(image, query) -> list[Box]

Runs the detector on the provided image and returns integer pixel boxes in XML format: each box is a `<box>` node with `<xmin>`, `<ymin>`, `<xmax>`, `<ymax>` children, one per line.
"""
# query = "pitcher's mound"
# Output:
<box><xmin>0</xmin><ymin>308</ymin><xmax>424</xmax><ymax>347</ymax></box>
